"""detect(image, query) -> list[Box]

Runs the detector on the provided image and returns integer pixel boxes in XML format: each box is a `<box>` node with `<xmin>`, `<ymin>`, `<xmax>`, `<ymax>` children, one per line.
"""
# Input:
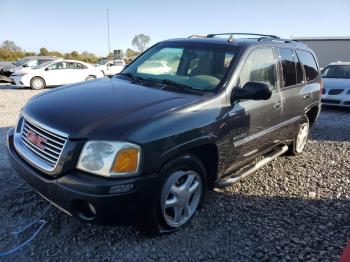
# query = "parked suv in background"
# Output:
<box><xmin>7</xmin><ymin>33</ymin><xmax>321</xmax><ymax>234</ymax></box>
<box><xmin>321</xmin><ymin>61</ymin><xmax>350</xmax><ymax>107</ymax></box>
<box><xmin>96</xmin><ymin>59</ymin><xmax>125</xmax><ymax>76</ymax></box>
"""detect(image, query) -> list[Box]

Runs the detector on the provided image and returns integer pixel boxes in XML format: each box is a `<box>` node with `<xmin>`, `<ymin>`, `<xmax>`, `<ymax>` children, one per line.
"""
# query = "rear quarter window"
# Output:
<box><xmin>296</xmin><ymin>50</ymin><xmax>319</xmax><ymax>82</ymax></box>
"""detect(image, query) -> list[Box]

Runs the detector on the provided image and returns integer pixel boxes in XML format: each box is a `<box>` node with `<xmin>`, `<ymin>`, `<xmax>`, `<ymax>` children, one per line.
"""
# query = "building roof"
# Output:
<box><xmin>293</xmin><ymin>36</ymin><xmax>350</xmax><ymax>41</ymax></box>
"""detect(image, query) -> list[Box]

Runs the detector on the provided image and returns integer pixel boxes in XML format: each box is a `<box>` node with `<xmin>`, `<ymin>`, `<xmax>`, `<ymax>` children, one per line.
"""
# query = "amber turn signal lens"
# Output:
<box><xmin>112</xmin><ymin>148</ymin><xmax>139</xmax><ymax>173</ymax></box>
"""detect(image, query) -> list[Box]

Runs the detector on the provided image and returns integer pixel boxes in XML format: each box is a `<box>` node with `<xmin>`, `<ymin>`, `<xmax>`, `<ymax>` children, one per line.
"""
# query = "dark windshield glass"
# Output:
<box><xmin>97</xmin><ymin>60</ymin><xmax>109</xmax><ymax>65</ymax></box>
<box><xmin>13</xmin><ymin>58</ymin><xmax>30</xmax><ymax>66</ymax></box>
<box><xmin>122</xmin><ymin>42</ymin><xmax>240</xmax><ymax>93</ymax></box>
<box><xmin>322</xmin><ymin>65</ymin><xmax>350</xmax><ymax>79</ymax></box>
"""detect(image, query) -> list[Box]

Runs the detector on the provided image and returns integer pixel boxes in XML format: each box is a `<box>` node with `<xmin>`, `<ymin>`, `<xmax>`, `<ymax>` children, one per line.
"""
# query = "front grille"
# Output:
<box><xmin>328</xmin><ymin>89</ymin><xmax>343</xmax><ymax>95</ymax></box>
<box><xmin>20</xmin><ymin>119</ymin><xmax>67</xmax><ymax>170</ymax></box>
<box><xmin>321</xmin><ymin>99</ymin><xmax>341</xmax><ymax>104</ymax></box>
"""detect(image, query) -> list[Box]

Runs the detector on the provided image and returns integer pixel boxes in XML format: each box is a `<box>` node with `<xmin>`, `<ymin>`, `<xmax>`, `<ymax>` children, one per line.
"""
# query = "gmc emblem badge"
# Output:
<box><xmin>26</xmin><ymin>130</ymin><xmax>47</xmax><ymax>150</ymax></box>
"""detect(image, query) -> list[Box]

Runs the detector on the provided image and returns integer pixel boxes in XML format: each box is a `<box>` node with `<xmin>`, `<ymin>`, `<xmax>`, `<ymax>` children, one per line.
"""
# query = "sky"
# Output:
<box><xmin>1</xmin><ymin>0</ymin><xmax>350</xmax><ymax>56</ymax></box>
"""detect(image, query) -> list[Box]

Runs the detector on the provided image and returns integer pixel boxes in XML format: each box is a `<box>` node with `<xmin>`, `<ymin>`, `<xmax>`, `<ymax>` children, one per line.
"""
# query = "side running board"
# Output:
<box><xmin>216</xmin><ymin>145</ymin><xmax>289</xmax><ymax>188</ymax></box>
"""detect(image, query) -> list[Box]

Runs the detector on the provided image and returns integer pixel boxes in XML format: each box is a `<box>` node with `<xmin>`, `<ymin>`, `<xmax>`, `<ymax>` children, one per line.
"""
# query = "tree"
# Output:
<box><xmin>106</xmin><ymin>52</ymin><xmax>114</xmax><ymax>60</ymax></box>
<box><xmin>48</xmin><ymin>50</ymin><xmax>63</xmax><ymax>58</ymax></box>
<box><xmin>125</xmin><ymin>48</ymin><xmax>140</xmax><ymax>59</ymax></box>
<box><xmin>1</xmin><ymin>40</ymin><xmax>22</xmax><ymax>52</ymax></box>
<box><xmin>0</xmin><ymin>40</ymin><xmax>24</xmax><ymax>61</ymax></box>
<box><xmin>80</xmin><ymin>51</ymin><xmax>99</xmax><ymax>64</ymax></box>
<box><xmin>25</xmin><ymin>51</ymin><xmax>36</xmax><ymax>57</ymax></box>
<box><xmin>132</xmin><ymin>34</ymin><xmax>151</xmax><ymax>53</ymax></box>
<box><xmin>39</xmin><ymin>47</ymin><xmax>49</xmax><ymax>56</ymax></box>
<box><xmin>70</xmin><ymin>51</ymin><xmax>79</xmax><ymax>58</ymax></box>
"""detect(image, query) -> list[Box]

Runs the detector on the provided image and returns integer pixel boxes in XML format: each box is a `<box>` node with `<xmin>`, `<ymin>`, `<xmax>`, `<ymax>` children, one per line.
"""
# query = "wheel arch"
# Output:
<box><xmin>305</xmin><ymin>105</ymin><xmax>320</xmax><ymax>127</ymax></box>
<box><xmin>158</xmin><ymin>138</ymin><xmax>219</xmax><ymax>190</ymax></box>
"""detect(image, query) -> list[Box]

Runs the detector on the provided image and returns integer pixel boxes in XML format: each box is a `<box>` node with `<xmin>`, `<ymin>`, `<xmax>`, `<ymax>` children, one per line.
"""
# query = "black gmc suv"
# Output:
<box><xmin>7</xmin><ymin>33</ymin><xmax>321</xmax><ymax>234</ymax></box>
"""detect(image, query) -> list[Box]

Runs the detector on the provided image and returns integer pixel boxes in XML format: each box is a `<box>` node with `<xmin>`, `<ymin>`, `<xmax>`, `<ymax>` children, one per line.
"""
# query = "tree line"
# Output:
<box><xmin>0</xmin><ymin>34</ymin><xmax>151</xmax><ymax>63</ymax></box>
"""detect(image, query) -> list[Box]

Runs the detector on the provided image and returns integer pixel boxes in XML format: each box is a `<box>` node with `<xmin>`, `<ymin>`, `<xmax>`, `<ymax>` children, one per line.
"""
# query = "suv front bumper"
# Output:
<box><xmin>7</xmin><ymin>128</ymin><xmax>158</xmax><ymax>224</ymax></box>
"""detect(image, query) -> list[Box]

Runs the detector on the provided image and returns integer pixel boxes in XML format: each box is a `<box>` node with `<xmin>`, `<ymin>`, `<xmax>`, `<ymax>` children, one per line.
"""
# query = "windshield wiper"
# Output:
<box><xmin>116</xmin><ymin>73</ymin><xmax>140</xmax><ymax>84</ymax></box>
<box><xmin>157</xmin><ymin>79</ymin><xmax>204</xmax><ymax>95</ymax></box>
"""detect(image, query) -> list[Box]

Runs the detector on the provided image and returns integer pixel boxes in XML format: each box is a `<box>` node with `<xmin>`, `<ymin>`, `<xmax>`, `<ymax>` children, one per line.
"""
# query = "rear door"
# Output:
<box><xmin>67</xmin><ymin>62</ymin><xmax>89</xmax><ymax>83</ymax></box>
<box><xmin>226</xmin><ymin>47</ymin><xmax>283</xmax><ymax>165</ymax></box>
<box><xmin>277</xmin><ymin>48</ymin><xmax>319</xmax><ymax>140</ymax></box>
<box><xmin>277</xmin><ymin>48</ymin><xmax>305</xmax><ymax>139</ymax></box>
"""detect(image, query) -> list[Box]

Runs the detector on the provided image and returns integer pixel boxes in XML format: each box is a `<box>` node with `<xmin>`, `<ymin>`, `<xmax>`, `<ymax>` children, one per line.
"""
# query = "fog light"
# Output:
<box><xmin>109</xmin><ymin>183</ymin><xmax>134</xmax><ymax>194</ymax></box>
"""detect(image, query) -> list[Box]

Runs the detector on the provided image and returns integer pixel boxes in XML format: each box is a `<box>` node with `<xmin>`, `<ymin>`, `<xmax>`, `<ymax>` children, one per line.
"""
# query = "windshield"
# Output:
<box><xmin>322</xmin><ymin>65</ymin><xmax>350</xmax><ymax>79</ymax></box>
<box><xmin>13</xmin><ymin>58</ymin><xmax>30</xmax><ymax>66</ymax></box>
<box><xmin>121</xmin><ymin>42</ymin><xmax>240</xmax><ymax>93</ymax></box>
<box><xmin>97</xmin><ymin>60</ymin><xmax>109</xmax><ymax>65</ymax></box>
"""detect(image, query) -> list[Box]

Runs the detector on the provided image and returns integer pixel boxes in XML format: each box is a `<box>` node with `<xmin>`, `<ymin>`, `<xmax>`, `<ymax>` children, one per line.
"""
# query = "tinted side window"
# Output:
<box><xmin>294</xmin><ymin>50</ymin><xmax>304</xmax><ymax>84</ymax></box>
<box><xmin>280</xmin><ymin>48</ymin><xmax>296</xmax><ymax>87</ymax></box>
<box><xmin>296</xmin><ymin>50</ymin><xmax>319</xmax><ymax>81</ymax></box>
<box><xmin>47</xmin><ymin>62</ymin><xmax>67</xmax><ymax>70</ymax></box>
<box><xmin>238</xmin><ymin>47</ymin><xmax>277</xmax><ymax>91</ymax></box>
<box><xmin>68</xmin><ymin>62</ymin><xmax>87</xmax><ymax>69</ymax></box>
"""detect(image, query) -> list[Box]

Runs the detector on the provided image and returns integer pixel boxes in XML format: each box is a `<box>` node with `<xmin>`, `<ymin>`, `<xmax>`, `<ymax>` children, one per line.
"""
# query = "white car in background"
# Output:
<box><xmin>137</xmin><ymin>61</ymin><xmax>171</xmax><ymax>75</ymax></box>
<box><xmin>11</xmin><ymin>59</ymin><xmax>104</xmax><ymax>89</ymax></box>
<box><xmin>96</xmin><ymin>59</ymin><xmax>125</xmax><ymax>76</ymax></box>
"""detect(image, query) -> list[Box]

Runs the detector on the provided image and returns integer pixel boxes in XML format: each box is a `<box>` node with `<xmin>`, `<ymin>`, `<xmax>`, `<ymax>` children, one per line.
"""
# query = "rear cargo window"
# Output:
<box><xmin>296</xmin><ymin>50</ymin><xmax>319</xmax><ymax>82</ymax></box>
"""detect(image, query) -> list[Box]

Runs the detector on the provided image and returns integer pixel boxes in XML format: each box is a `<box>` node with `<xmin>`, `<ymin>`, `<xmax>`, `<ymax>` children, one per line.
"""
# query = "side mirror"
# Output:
<box><xmin>22</xmin><ymin>64</ymin><xmax>28</xmax><ymax>68</ymax></box>
<box><xmin>231</xmin><ymin>81</ymin><xmax>272</xmax><ymax>102</ymax></box>
<box><xmin>45</xmin><ymin>67</ymin><xmax>50</xmax><ymax>71</ymax></box>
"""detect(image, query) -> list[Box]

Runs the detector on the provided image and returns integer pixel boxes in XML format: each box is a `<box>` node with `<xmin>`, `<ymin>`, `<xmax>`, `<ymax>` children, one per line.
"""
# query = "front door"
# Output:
<box><xmin>44</xmin><ymin>62</ymin><xmax>69</xmax><ymax>86</ymax></box>
<box><xmin>224</xmin><ymin>47</ymin><xmax>283</xmax><ymax>171</ymax></box>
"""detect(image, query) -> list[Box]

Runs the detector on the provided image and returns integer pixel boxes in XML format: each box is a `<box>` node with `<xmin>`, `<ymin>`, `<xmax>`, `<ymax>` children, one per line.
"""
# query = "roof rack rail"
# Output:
<box><xmin>188</xmin><ymin>35</ymin><xmax>207</xmax><ymax>38</ymax></box>
<box><xmin>206</xmin><ymin>33</ymin><xmax>280</xmax><ymax>39</ymax></box>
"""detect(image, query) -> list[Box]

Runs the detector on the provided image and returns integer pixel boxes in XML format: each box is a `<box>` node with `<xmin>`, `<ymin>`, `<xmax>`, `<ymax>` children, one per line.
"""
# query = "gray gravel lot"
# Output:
<box><xmin>0</xmin><ymin>84</ymin><xmax>349</xmax><ymax>261</ymax></box>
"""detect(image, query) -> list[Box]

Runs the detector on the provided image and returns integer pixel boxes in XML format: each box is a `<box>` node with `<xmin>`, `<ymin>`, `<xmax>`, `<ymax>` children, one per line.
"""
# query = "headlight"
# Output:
<box><xmin>14</xmin><ymin>73</ymin><xmax>27</xmax><ymax>77</ymax></box>
<box><xmin>77</xmin><ymin>141</ymin><xmax>141</xmax><ymax>177</ymax></box>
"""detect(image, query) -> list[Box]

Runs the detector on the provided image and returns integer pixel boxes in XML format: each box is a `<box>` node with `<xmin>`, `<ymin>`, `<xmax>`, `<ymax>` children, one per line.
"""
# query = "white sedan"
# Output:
<box><xmin>11</xmin><ymin>59</ymin><xmax>104</xmax><ymax>89</ymax></box>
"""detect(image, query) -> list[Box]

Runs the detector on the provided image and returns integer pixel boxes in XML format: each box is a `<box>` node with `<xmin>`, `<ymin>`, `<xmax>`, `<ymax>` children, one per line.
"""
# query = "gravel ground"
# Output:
<box><xmin>0</xmin><ymin>84</ymin><xmax>349</xmax><ymax>261</ymax></box>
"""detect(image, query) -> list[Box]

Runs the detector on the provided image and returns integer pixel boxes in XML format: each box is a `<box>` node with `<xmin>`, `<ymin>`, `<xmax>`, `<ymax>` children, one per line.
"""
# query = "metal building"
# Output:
<box><xmin>293</xmin><ymin>37</ymin><xmax>350</xmax><ymax>68</ymax></box>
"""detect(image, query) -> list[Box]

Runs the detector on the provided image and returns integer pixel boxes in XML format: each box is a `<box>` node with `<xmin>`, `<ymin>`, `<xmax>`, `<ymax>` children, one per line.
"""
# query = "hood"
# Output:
<box><xmin>23</xmin><ymin>77</ymin><xmax>203</xmax><ymax>139</ymax></box>
<box><xmin>323</xmin><ymin>78</ymin><xmax>350</xmax><ymax>89</ymax></box>
<box><xmin>13</xmin><ymin>67</ymin><xmax>34</xmax><ymax>74</ymax></box>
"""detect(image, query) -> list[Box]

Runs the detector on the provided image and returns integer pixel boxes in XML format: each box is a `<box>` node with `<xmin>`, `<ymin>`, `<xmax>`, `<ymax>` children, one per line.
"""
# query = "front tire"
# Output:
<box><xmin>30</xmin><ymin>77</ymin><xmax>46</xmax><ymax>90</ymax></box>
<box><xmin>147</xmin><ymin>154</ymin><xmax>207</xmax><ymax>235</ymax></box>
<box><xmin>288</xmin><ymin>115</ymin><xmax>310</xmax><ymax>155</ymax></box>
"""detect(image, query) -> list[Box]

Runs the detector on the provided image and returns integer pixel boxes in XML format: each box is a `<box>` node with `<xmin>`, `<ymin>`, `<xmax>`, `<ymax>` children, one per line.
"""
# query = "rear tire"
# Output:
<box><xmin>30</xmin><ymin>77</ymin><xmax>46</xmax><ymax>90</ymax></box>
<box><xmin>146</xmin><ymin>154</ymin><xmax>207</xmax><ymax>235</ymax></box>
<box><xmin>287</xmin><ymin>115</ymin><xmax>310</xmax><ymax>155</ymax></box>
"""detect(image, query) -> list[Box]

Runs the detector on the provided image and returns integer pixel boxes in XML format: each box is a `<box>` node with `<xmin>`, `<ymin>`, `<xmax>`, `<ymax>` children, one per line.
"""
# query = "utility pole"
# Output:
<box><xmin>107</xmin><ymin>8</ymin><xmax>111</xmax><ymax>55</ymax></box>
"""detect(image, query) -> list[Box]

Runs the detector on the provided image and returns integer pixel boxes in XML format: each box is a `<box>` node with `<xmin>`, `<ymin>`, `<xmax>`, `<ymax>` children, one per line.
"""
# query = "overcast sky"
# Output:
<box><xmin>1</xmin><ymin>0</ymin><xmax>350</xmax><ymax>56</ymax></box>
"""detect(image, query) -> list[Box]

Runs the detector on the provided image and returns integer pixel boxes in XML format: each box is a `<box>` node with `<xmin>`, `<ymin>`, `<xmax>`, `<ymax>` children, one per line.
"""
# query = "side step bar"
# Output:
<box><xmin>216</xmin><ymin>145</ymin><xmax>289</xmax><ymax>188</ymax></box>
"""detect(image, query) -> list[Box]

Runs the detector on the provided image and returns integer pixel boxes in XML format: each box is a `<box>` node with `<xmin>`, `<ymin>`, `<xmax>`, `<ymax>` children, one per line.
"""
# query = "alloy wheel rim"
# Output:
<box><xmin>161</xmin><ymin>170</ymin><xmax>202</xmax><ymax>228</ymax></box>
<box><xmin>296</xmin><ymin>122</ymin><xmax>309</xmax><ymax>152</ymax></box>
<box><xmin>33</xmin><ymin>79</ymin><xmax>43</xmax><ymax>88</ymax></box>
